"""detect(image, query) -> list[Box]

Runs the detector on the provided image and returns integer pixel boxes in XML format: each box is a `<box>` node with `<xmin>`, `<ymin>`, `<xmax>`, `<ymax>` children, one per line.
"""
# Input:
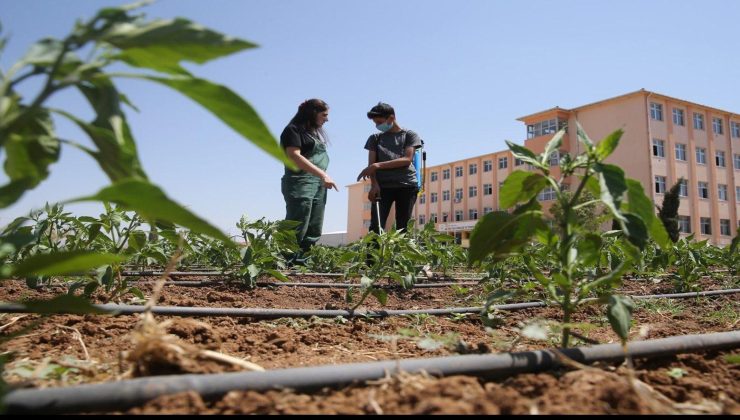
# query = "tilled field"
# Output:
<box><xmin>0</xmin><ymin>276</ymin><xmax>738</xmax><ymax>414</ymax></box>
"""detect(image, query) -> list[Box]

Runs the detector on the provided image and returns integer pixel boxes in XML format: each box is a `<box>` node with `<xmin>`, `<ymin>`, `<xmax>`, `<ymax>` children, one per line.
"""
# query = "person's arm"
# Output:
<box><xmin>357</xmin><ymin>146</ymin><xmax>414</xmax><ymax>180</ymax></box>
<box><xmin>367</xmin><ymin>150</ymin><xmax>381</xmax><ymax>201</ymax></box>
<box><xmin>286</xmin><ymin>147</ymin><xmax>338</xmax><ymax>191</ymax></box>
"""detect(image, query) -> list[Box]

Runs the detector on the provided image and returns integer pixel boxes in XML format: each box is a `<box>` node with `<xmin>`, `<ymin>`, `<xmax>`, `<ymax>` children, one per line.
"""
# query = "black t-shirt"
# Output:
<box><xmin>280</xmin><ymin>123</ymin><xmax>319</xmax><ymax>157</ymax></box>
<box><xmin>364</xmin><ymin>129</ymin><xmax>422</xmax><ymax>188</ymax></box>
<box><xmin>280</xmin><ymin>123</ymin><xmax>327</xmax><ymax>176</ymax></box>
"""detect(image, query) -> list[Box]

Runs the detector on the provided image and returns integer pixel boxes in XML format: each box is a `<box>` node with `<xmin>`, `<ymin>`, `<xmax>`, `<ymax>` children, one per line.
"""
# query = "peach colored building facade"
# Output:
<box><xmin>347</xmin><ymin>90</ymin><xmax>740</xmax><ymax>246</ymax></box>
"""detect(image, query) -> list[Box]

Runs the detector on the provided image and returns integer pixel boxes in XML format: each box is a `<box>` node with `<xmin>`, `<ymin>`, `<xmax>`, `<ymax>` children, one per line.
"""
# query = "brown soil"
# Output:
<box><xmin>0</xmin><ymin>275</ymin><xmax>737</xmax><ymax>414</ymax></box>
<box><xmin>127</xmin><ymin>352</ymin><xmax>739</xmax><ymax>415</ymax></box>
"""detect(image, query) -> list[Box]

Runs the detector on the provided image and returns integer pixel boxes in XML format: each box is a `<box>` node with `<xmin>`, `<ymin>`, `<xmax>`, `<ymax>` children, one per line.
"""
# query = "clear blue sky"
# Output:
<box><xmin>2</xmin><ymin>0</ymin><xmax>739</xmax><ymax>236</ymax></box>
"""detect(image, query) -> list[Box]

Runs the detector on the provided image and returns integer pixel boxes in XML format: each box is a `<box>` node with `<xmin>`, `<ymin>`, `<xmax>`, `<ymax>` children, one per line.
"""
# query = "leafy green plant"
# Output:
<box><xmin>1</xmin><ymin>1</ymin><xmax>293</xmax><ymax>279</ymax></box>
<box><xmin>721</xmin><ymin>226</ymin><xmax>740</xmax><ymax>278</ymax></box>
<box><xmin>469</xmin><ymin>123</ymin><xmax>671</xmax><ymax>347</ymax></box>
<box><xmin>230</xmin><ymin>217</ymin><xmax>300</xmax><ymax>286</ymax></box>
<box><xmin>666</xmin><ymin>235</ymin><xmax>712</xmax><ymax>292</ymax></box>
<box><xmin>303</xmin><ymin>244</ymin><xmax>358</xmax><ymax>274</ymax></box>
<box><xmin>345</xmin><ymin>228</ymin><xmax>427</xmax><ymax>310</ymax></box>
<box><xmin>407</xmin><ymin>222</ymin><xmax>467</xmax><ymax>276</ymax></box>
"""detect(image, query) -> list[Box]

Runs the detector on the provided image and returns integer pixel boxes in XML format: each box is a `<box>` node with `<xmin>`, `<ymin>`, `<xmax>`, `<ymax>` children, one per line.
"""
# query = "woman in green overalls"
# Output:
<box><xmin>280</xmin><ymin>99</ymin><xmax>338</xmax><ymax>264</ymax></box>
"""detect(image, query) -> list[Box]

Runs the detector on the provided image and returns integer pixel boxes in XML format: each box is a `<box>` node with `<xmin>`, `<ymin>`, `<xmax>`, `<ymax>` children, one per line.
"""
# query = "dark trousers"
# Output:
<box><xmin>370</xmin><ymin>187</ymin><xmax>418</xmax><ymax>234</ymax></box>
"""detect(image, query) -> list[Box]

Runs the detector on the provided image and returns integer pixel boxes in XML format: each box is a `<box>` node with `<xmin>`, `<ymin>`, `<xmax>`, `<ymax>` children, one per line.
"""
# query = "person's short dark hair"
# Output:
<box><xmin>367</xmin><ymin>102</ymin><xmax>395</xmax><ymax>119</ymax></box>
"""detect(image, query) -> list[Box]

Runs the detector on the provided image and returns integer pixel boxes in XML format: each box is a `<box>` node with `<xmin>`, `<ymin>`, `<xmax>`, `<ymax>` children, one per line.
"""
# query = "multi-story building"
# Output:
<box><xmin>347</xmin><ymin>90</ymin><xmax>740</xmax><ymax>246</ymax></box>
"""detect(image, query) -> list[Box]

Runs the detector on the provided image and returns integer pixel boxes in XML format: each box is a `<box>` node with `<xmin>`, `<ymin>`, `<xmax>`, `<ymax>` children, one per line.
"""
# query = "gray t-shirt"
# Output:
<box><xmin>364</xmin><ymin>129</ymin><xmax>422</xmax><ymax>189</ymax></box>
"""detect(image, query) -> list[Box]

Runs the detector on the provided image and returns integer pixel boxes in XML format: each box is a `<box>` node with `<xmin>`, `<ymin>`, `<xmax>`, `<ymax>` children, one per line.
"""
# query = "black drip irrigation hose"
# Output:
<box><xmin>0</xmin><ymin>303</ymin><xmax>528</xmax><ymax>319</ymax></box>
<box><xmin>129</xmin><ymin>281</ymin><xmax>483</xmax><ymax>289</ymax></box>
<box><xmin>0</xmin><ymin>289</ymin><xmax>738</xmax><ymax>320</ymax></box>
<box><xmin>4</xmin><ymin>330</ymin><xmax>739</xmax><ymax>414</ymax></box>
<box><xmin>120</xmin><ymin>271</ymin><xmax>488</xmax><ymax>282</ymax></box>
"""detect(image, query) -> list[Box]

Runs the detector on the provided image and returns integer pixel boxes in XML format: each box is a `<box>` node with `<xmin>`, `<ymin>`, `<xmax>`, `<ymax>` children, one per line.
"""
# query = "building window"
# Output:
<box><xmin>716</xmin><ymin>151</ymin><xmax>726</xmax><ymax>167</ymax></box>
<box><xmin>736</xmin><ymin>186</ymin><xmax>740</xmax><ymax>202</ymax></box>
<box><xmin>672</xmin><ymin>108</ymin><xmax>685</xmax><ymax>126</ymax></box>
<box><xmin>364</xmin><ymin>202</ymin><xmax>372</xmax><ymax>210</ymax></box>
<box><xmin>455</xmin><ymin>166</ymin><xmax>463</xmax><ymax>177</ymax></box>
<box><xmin>363</xmin><ymin>184</ymin><xmax>372</xmax><ymax>192</ymax></box>
<box><xmin>548</xmin><ymin>151</ymin><xmax>560</xmax><ymax>166</ymax></box>
<box><xmin>443</xmin><ymin>190</ymin><xmax>450</xmax><ymax>201</ymax></box>
<box><xmin>430</xmin><ymin>171</ymin><xmax>438</xmax><ymax>182</ymax></box>
<box><xmin>483</xmin><ymin>207</ymin><xmax>493</xmax><ymax>215</ymax></box>
<box><xmin>734</xmin><ymin>154</ymin><xmax>740</xmax><ymax>170</ymax></box>
<box><xmin>420</xmin><ymin>194</ymin><xmax>426</xmax><ymax>204</ymax></box>
<box><xmin>652</xmin><ymin>139</ymin><xmax>665</xmax><ymax>157</ymax></box>
<box><xmin>537</xmin><ymin>186</ymin><xmax>556</xmax><ymax>201</ymax></box>
<box><xmin>455</xmin><ymin>188</ymin><xmax>463</xmax><ymax>202</ymax></box>
<box><xmin>419</xmin><ymin>215</ymin><xmax>426</xmax><ymax>225</ymax></box>
<box><xmin>469</xmin><ymin>186</ymin><xmax>477</xmax><ymax>197</ymax></box>
<box><xmin>442</xmin><ymin>212</ymin><xmax>449</xmax><ymax>222</ymax></box>
<box><xmin>675</xmin><ymin>143</ymin><xmax>687</xmax><ymax>161</ymax></box>
<box><xmin>442</xmin><ymin>169</ymin><xmax>450</xmax><ymax>180</ymax></box>
<box><xmin>678</xmin><ymin>216</ymin><xmax>691</xmax><ymax>234</ymax></box>
<box><xmin>455</xmin><ymin>210</ymin><xmax>463</xmax><ymax>222</ymax></box>
<box><xmin>732</xmin><ymin>121</ymin><xmax>740</xmax><ymax>138</ymax></box>
<box><xmin>526</xmin><ymin>118</ymin><xmax>567</xmax><ymax>139</ymax></box>
<box><xmin>363</xmin><ymin>220</ymin><xmax>371</xmax><ymax>228</ymax></box>
<box><xmin>469</xmin><ymin>163</ymin><xmax>478</xmax><ymax>175</ymax></box>
<box><xmin>693</xmin><ymin>113</ymin><xmax>705</xmax><ymax>130</ymax></box>
<box><xmin>498</xmin><ymin>157</ymin><xmax>508</xmax><ymax>169</ymax></box>
<box><xmin>655</xmin><ymin>176</ymin><xmax>666</xmax><ymax>194</ymax></box>
<box><xmin>696</xmin><ymin>147</ymin><xmax>706</xmax><ymax>164</ymax></box>
<box><xmin>469</xmin><ymin>209</ymin><xmax>478</xmax><ymax>220</ymax></box>
<box><xmin>483</xmin><ymin>160</ymin><xmax>493</xmax><ymax>172</ymax></box>
<box><xmin>515</xmin><ymin>158</ymin><xmax>524</xmax><ymax>166</ymax></box>
<box><xmin>700</xmin><ymin>217</ymin><xmax>712</xmax><ymax>235</ymax></box>
<box><xmin>430</xmin><ymin>213</ymin><xmax>437</xmax><ymax>223</ymax></box>
<box><xmin>720</xmin><ymin>219</ymin><xmax>731</xmax><ymax>236</ymax></box>
<box><xmin>698</xmin><ymin>181</ymin><xmax>709</xmax><ymax>199</ymax></box>
<box><xmin>650</xmin><ymin>103</ymin><xmax>663</xmax><ymax>121</ymax></box>
<box><xmin>718</xmin><ymin>184</ymin><xmax>728</xmax><ymax>201</ymax></box>
<box><xmin>678</xmin><ymin>179</ymin><xmax>688</xmax><ymax>197</ymax></box>
<box><xmin>431</xmin><ymin>192</ymin><xmax>438</xmax><ymax>203</ymax></box>
<box><xmin>713</xmin><ymin>117</ymin><xmax>723</xmax><ymax>135</ymax></box>
<box><xmin>483</xmin><ymin>183</ymin><xmax>493</xmax><ymax>195</ymax></box>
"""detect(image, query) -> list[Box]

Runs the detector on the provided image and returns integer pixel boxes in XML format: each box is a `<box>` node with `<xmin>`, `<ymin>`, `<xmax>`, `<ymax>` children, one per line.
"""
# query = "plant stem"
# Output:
<box><xmin>562</xmin><ymin>295</ymin><xmax>572</xmax><ymax>348</ymax></box>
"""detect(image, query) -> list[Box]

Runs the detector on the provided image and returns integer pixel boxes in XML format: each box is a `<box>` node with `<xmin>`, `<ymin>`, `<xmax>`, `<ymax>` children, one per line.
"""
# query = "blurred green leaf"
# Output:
<box><xmin>102</xmin><ymin>18</ymin><xmax>256</xmax><ymax>75</ymax></box>
<box><xmin>115</xmin><ymin>74</ymin><xmax>294</xmax><ymax>169</ymax></box>
<box><xmin>594</xmin><ymin>129</ymin><xmax>623</xmax><ymax>160</ymax></box>
<box><xmin>18</xmin><ymin>294</ymin><xmax>110</xmax><ymax>315</ymax></box>
<box><xmin>12</xmin><ymin>250</ymin><xmax>126</xmax><ymax>276</ymax></box>
<box><xmin>593</xmin><ymin>163</ymin><xmax>626</xmax><ymax>219</ymax></box>
<box><xmin>625</xmin><ymin>179</ymin><xmax>671</xmax><ymax>250</ymax></box>
<box><xmin>541</xmin><ymin>129</ymin><xmax>565</xmax><ymax>166</ymax></box>
<box><xmin>606</xmin><ymin>295</ymin><xmax>634</xmax><ymax>343</ymax></box>
<box><xmin>499</xmin><ymin>171</ymin><xmax>549</xmax><ymax>209</ymax></box>
<box><xmin>71</xmin><ymin>179</ymin><xmax>233</xmax><ymax>244</ymax></box>
<box><xmin>468</xmin><ymin>210</ymin><xmax>546</xmax><ymax>264</ymax></box>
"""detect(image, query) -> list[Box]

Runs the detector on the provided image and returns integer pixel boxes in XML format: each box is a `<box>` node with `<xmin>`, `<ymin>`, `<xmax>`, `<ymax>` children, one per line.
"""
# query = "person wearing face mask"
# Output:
<box><xmin>357</xmin><ymin>102</ymin><xmax>422</xmax><ymax>235</ymax></box>
<box><xmin>281</xmin><ymin>99</ymin><xmax>338</xmax><ymax>265</ymax></box>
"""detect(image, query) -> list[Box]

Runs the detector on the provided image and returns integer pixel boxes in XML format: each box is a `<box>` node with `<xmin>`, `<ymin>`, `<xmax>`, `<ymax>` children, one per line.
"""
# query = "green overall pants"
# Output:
<box><xmin>281</xmin><ymin>141</ymin><xmax>329</xmax><ymax>255</ymax></box>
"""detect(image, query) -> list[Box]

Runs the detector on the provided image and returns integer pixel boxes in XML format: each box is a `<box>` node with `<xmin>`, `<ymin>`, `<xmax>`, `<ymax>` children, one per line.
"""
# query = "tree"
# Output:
<box><xmin>658</xmin><ymin>178</ymin><xmax>682</xmax><ymax>242</ymax></box>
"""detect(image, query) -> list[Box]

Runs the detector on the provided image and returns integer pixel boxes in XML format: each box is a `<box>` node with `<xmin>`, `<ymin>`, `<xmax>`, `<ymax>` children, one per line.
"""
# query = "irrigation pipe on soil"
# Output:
<box><xmin>129</xmin><ymin>281</ymin><xmax>483</xmax><ymax>289</ymax></box>
<box><xmin>0</xmin><ymin>289</ymin><xmax>738</xmax><ymax>319</ymax></box>
<box><xmin>120</xmin><ymin>271</ymin><xmax>488</xmax><ymax>282</ymax></box>
<box><xmin>4</xmin><ymin>330</ymin><xmax>739</xmax><ymax>414</ymax></box>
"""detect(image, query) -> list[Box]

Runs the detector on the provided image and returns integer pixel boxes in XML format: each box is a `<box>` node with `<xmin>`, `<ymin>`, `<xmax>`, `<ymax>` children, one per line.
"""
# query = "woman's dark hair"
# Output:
<box><xmin>290</xmin><ymin>99</ymin><xmax>329</xmax><ymax>143</ymax></box>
